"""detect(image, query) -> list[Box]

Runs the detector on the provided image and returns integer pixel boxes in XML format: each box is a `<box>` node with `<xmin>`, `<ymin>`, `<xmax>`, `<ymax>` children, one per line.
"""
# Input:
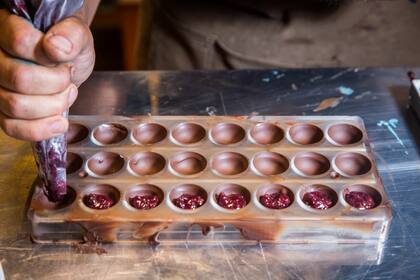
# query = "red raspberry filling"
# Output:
<box><xmin>173</xmin><ymin>194</ymin><xmax>205</xmax><ymax>209</ymax></box>
<box><xmin>217</xmin><ymin>192</ymin><xmax>247</xmax><ymax>210</ymax></box>
<box><xmin>129</xmin><ymin>193</ymin><xmax>160</xmax><ymax>210</ymax></box>
<box><xmin>83</xmin><ymin>193</ymin><xmax>115</xmax><ymax>209</ymax></box>
<box><xmin>302</xmin><ymin>190</ymin><xmax>335</xmax><ymax>210</ymax></box>
<box><xmin>260</xmin><ymin>192</ymin><xmax>292</xmax><ymax>209</ymax></box>
<box><xmin>345</xmin><ymin>191</ymin><xmax>376</xmax><ymax>210</ymax></box>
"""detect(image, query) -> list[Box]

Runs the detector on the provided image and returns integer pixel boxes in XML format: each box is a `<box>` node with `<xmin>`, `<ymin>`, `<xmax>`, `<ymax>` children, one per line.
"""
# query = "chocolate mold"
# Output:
<box><xmin>66</xmin><ymin>152</ymin><xmax>83</xmax><ymax>174</ymax></box>
<box><xmin>288</xmin><ymin>123</ymin><xmax>324</xmax><ymax>145</ymax></box>
<box><xmin>168</xmin><ymin>184</ymin><xmax>208</xmax><ymax>211</ymax></box>
<box><xmin>29</xmin><ymin>115</ymin><xmax>391</xmax><ymax>246</ymax></box>
<box><xmin>67</xmin><ymin>123</ymin><xmax>89</xmax><ymax>144</ymax></box>
<box><xmin>132</xmin><ymin>123</ymin><xmax>167</xmax><ymax>145</ymax></box>
<box><xmin>327</xmin><ymin>123</ymin><xmax>363</xmax><ymax>146</ymax></box>
<box><xmin>169</xmin><ymin>152</ymin><xmax>207</xmax><ymax>176</ymax></box>
<box><xmin>249</xmin><ymin>122</ymin><xmax>284</xmax><ymax>145</ymax></box>
<box><xmin>342</xmin><ymin>184</ymin><xmax>382</xmax><ymax>210</ymax></box>
<box><xmin>292</xmin><ymin>152</ymin><xmax>330</xmax><ymax>177</ymax></box>
<box><xmin>211</xmin><ymin>152</ymin><xmax>249</xmax><ymax>177</ymax></box>
<box><xmin>333</xmin><ymin>152</ymin><xmax>372</xmax><ymax>177</ymax></box>
<box><xmin>128</xmin><ymin>152</ymin><xmax>166</xmax><ymax>176</ymax></box>
<box><xmin>126</xmin><ymin>184</ymin><xmax>164</xmax><ymax>210</ymax></box>
<box><xmin>86</xmin><ymin>151</ymin><xmax>125</xmax><ymax>177</ymax></box>
<box><xmin>92</xmin><ymin>123</ymin><xmax>128</xmax><ymax>145</ymax></box>
<box><xmin>299</xmin><ymin>184</ymin><xmax>338</xmax><ymax>211</ymax></box>
<box><xmin>210</xmin><ymin>123</ymin><xmax>246</xmax><ymax>145</ymax></box>
<box><xmin>170</xmin><ymin>122</ymin><xmax>206</xmax><ymax>145</ymax></box>
<box><xmin>212</xmin><ymin>184</ymin><xmax>251</xmax><ymax>212</ymax></box>
<box><xmin>251</xmin><ymin>152</ymin><xmax>289</xmax><ymax>176</ymax></box>
<box><xmin>255</xmin><ymin>184</ymin><xmax>294</xmax><ymax>210</ymax></box>
<box><xmin>80</xmin><ymin>184</ymin><xmax>121</xmax><ymax>210</ymax></box>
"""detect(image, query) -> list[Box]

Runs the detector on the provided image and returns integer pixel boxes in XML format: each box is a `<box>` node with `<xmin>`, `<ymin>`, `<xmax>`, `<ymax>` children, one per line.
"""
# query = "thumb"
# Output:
<box><xmin>42</xmin><ymin>17</ymin><xmax>92</xmax><ymax>63</ymax></box>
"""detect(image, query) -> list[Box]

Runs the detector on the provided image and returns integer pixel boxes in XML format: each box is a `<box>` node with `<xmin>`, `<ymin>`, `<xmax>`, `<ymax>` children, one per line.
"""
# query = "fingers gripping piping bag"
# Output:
<box><xmin>2</xmin><ymin>0</ymin><xmax>84</xmax><ymax>202</ymax></box>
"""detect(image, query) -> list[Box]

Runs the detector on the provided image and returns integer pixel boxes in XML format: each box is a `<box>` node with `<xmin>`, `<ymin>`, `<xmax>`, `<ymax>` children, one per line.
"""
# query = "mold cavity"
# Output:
<box><xmin>300</xmin><ymin>184</ymin><xmax>338</xmax><ymax>210</ymax></box>
<box><xmin>252</xmin><ymin>152</ymin><xmax>289</xmax><ymax>176</ymax></box>
<box><xmin>289</xmin><ymin>123</ymin><xmax>323</xmax><ymax>145</ymax></box>
<box><xmin>250</xmin><ymin>123</ymin><xmax>284</xmax><ymax>145</ymax></box>
<box><xmin>92</xmin><ymin>123</ymin><xmax>128</xmax><ymax>145</ymax></box>
<box><xmin>129</xmin><ymin>152</ymin><xmax>166</xmax><ymax>176</ymax></box>
<box><xmin>87</xmin><ymin>152</ymin><xmax>125</xmax><ymax>176</ymax></box>
<box><xmin>334</xmin><ymin>152</ymin><xmax>372</xmax><ymax>176</ymax></box>
<box><xmin>82</xmin><ymin>184</ymin><xmax>120</xmax><ymax>210</ymax></box>
<box><xmin>66</xmin><ymin>152</ymin><xmax>83</xmax><ymax>174</ymax></box>
<box><xmin>210</xmin><ymin>123</ymin><xmax>245</xmax><ymax>145</ymax></box>
<box><xmin>170</xmin><ymin>152</ymin><xmax>207</xmax><ymax>176</ymax></box>
<box><xmin>257</xmin><ymin>184</ymin><xmax>294</xmax><ymax>209</ymax></box>
<box><xmin>214</xmin><ymin>184</ymin><xmax>250</xmax><ymax>210</ymax></box>
<box><xmin>327</xmin><ymin>123</ymin><xmax>363</xmax><ymax>145</ymax></box>
<box><xmin>170</xmin><ymin>184</ymin><xmax>207</xmax><ymax>210</ymax></box>
<box><xmin>171</xmin><ymin>123</ymin><xmax>206</xmax><ymax>145</ymax></box>
<box><xmin>293</xmin><ymin>152</ymin><xmax>330</xmax><ymax>176</ymax></box>
<box><xmin>66</xmin><ymin>123</ymin><xmax>89</xmax><ymax>144</ymax></box>
<box><xmin>343</xmin><ymin>184</ymin><xmax>382</xmax><ymax>210</ymax></box>
<box><xmin>33</xmin><ymin>186</ymin><xmax>76</xmax><ymax>211</ymax></box>
<box><xmin>211</xmin><ymin>152</ymin><xmax>249</xmax><ymax>176</ymax></box>
<box><xmin>127</xmin><ymin>184</ymin><xmax>164</xmax><ymax>210</ymax></box>
<box><xmin>132</xmin><ymin>123</ymin><xmax>167</xmax><ymax>145</ymax></box>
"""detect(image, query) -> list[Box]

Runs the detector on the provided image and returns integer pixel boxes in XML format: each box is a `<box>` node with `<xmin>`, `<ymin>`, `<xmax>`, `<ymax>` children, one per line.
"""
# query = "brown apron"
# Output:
<box><xmin>147</xmin><ymin>0</ymin><xmax>420</xmax><ymax>70</ymax></box>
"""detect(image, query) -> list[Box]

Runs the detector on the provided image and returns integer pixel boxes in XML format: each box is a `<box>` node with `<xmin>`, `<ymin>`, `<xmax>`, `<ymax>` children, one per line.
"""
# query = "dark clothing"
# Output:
<box><xmin>147</xmin><ymin>0</ymin><xmax>420</xmax><ymax>70</ymax></box>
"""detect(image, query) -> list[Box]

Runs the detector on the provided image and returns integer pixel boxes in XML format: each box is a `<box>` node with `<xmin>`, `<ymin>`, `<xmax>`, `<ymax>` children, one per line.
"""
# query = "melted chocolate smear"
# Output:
<box><xmin>173</xmin><ymin>194</ymin><xmax>205</xmax><ymax>209</ymax></box>
<box><xmin>345</xmin><ymin>191</ymin><xmax>376</xmax><ymax>210</ymax></box>
<box><xmin>217</xmin><ymin>192</ymin><xmax>246</xmax><ymax>210</ymax></box>
<box><xmin>302</xmin><ymin>191</ymin><xmax>335</xmax><ymax>210</ymax></box>
<box><xmin>71</xmin><ymin>242</ymin><xmax>107</xmax><ymax>255</ymax></box>
<box><xmin>260</xmin><ymin>192</ymin><xmax>292</xmax><ymax>209</ymax></box>
<box><xmin>129</xmin><ymin>194</ymin><xmax>160</xmax><ymax>210</ymax></box>
<box><xmin>83</xmin><ymin>193</ymin><xmax>115</xmax><ymax>210</ymax></box>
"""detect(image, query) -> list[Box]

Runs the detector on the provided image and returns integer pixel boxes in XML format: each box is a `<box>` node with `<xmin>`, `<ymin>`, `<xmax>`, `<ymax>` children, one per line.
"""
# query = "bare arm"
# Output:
<box><xmin>76</xmin><ymin>0</ymin><xmax>101</xmax><ymax>25</ymax></box>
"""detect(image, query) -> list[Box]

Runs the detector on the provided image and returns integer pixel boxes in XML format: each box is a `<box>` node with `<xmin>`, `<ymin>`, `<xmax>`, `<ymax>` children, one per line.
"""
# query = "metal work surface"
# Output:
<box><xmin>0</xmin><ymin>68</ymin><xmax>419</xmax><ymax>279</ymax></box>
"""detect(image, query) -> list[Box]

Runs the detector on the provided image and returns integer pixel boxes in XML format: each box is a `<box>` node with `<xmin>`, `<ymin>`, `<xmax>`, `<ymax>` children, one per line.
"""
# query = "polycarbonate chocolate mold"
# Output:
<box><xmin>327</xmin><ymin>123</ymin><xmax>363</xmax><ymax>146</ymax></box>
<box><xmin>256</xmin><ymin>184</ymin><xmax>294</xmax><ymax>210</ymax></box>
<box><xmin>211</xmin><ymin>152</ymin><xmax>248</xmax><ymax>176</ymax></box>
<box><xmin>170</xmin><ymin>152</ymin><xmax>207</xmax><ymax>176</ymax></box>
<box><xmin>212</xmin><ymin>184</ymin><xmax>250</xmax><ymax>211</ymax></box>
<box><xmin>292</xmin><ymin>152</ymin><xmax>330</xmax><ymax>177</ymax></box>
<box><xmin>126</xmin><ymin>184</ymin><xmax>164</xmax><ymax>210</ymax></box>
<box><xmin>81</xmin><ymin>184</ymin><xmax>121</xmax><ymax>210</ymax></box>
<box><xmin>29</xmin><ymin>115</ymin><xmax>391</xmax><ymax>246</ymax></box>
<box><xmin>169</xmin><ymin>184</ymin><xmax>207</xmax><ymax>210</ymax></box>
<box><xmin>92</xmin><ymin>123</ymin><xmax>128</xmax><ymax>145</ymax></box>
<box><xmin>66</xmin><ymin>123</ymin><xmax>89</xmax><ymax>144</ymax></box>
<box><xmin>251</xmin><ymin>152</ymin><xmax>289</xmax><ymax>176</ymax></box>
<box><xmin>299</xmin><ymin>184</ymin><xmax>338</xmax><ymax>211</ymax></box>
<box><xmin>132</xmin><ymin>123</ymin><xmax>167</xmax><ymax>145</ymax></box>
<box><xmin>66</xmin><ymin>152</ymin><xmax>83</xmax><ymax>174</ymax></box>
<box><xmin>342</xmin><ymin>184</ymin><xmax>382</xmax><ymax>210</ymax></box>
<box><xmin>87</xmin><ymin>151</ymin><xmax>125</xmax><ymax>176</ymax></box>
<box><xmin>128</xmin><ymin>152</ymin><xmax>166</xmax><ymax>176</ymax></box>
<box><xmin>288</xmin><ymin>123</ymin><xmax>323</xmax><ymax>145</ymax></box>
<box><xmin>171</xmin><ymin>122</ymin><xmax>206</xmax><ymax>145</ymax></box>
<box><xmin>333</xmin><ymin>152</ymin><xmax>372</xmax><ymax>177</ymax></box>
<box><xmin>210</xmin><ymin>123</ymin><xmax>245</xmax><ymax>145</ymax></box>
<box><xmin>249</xmin><ymin>122</ymin><xmax>284</xmax><ymax>145</ymax></box>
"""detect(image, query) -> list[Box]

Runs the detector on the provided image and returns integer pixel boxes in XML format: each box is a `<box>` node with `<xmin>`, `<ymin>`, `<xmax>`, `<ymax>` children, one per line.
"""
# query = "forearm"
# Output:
<box><xmin>76</xmin><ymin>0</ymin><xmax>101</xmax><ymax>25</ymax></box>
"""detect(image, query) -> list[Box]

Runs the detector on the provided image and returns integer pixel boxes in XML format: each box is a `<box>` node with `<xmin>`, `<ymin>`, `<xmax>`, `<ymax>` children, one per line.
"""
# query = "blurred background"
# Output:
<box><xmin>91</xmin><ymin>0</ymin><xmax>420</xmax><ymax>71</ymax></box>
<box><xmin>91</xmin><ymin>0</ymin><xmax>151</xmax><ymax>71</ymax></box>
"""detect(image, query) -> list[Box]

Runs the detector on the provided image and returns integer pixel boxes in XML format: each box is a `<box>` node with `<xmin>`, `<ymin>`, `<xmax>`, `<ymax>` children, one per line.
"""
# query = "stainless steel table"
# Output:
<box><xmin>1</xmin><ymin>68</ymin><xmax>419</xmax><ymax>279</ymax></box>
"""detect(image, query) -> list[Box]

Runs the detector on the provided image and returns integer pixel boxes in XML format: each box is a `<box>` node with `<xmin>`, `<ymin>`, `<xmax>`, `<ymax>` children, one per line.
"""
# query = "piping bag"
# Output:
<box><xmin>1</xmin><ymin>0</ymin><xmax>84</xmax><ymax>202</ymax></box>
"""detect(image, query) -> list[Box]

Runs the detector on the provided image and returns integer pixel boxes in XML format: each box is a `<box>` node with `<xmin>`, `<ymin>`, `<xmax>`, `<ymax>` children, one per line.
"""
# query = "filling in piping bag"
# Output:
<box><xmin>1</xmin><ymin>0</ymin><xmax>84</xmax><ymax>202</ymax></box>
